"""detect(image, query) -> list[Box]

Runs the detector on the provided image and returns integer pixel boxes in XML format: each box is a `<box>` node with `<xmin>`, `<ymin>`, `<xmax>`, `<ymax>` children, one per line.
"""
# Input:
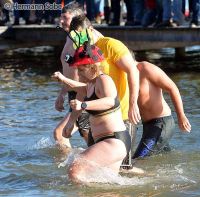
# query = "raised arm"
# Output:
<box><xmin>52</xmin><ymin>71</ymin><xmax>86</xmax><ymax>92</ymax></box>
<box><xmin>144</xmin><ymin>62</ymin><xmax>191</xmax><ymax>132</ymax></box>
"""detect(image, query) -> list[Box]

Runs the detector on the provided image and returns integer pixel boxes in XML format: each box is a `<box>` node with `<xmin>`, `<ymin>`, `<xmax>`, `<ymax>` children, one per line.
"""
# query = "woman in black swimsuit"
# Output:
<box><xmin>53</xmin><ymin>43</ymin><xmax>131</xmax><ymax>183</ymax></box>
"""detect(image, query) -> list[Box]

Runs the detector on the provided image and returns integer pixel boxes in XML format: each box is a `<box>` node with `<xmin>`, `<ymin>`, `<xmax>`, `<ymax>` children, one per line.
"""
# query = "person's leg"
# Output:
<box><xmin>157</xmin><ymin>0</ymin><xmax>182</xmax><ymax>27</ymax></box>
<box><xmin>23</xmin><ymin>0</ymin><xmax>31</xmax><ymax>24</ymax></box>
<box><xmin>85</xmin><ymin>0</ymin><xmax>95</xmax><ymax>21</ymax></box>
<box><xmin>54</xmin><ymin>113</ymin><xmax>72</xmax><ymax>148</ymax></box>
<box><xmin>190</xmin><ymin>0</ymin><xmax>200</xmax><ymax>25</ymax></box>
<box><xmin>13</xmin><ymin>0</ymin><xmax>20</xmax><ymax>25</ymax></box>
<box><xmin>109</xmin><ymin>0</ymin><xmax>121</xmax><ymax>25</ymax></box>
<box><xmin>104</xmin><ymin>0</ymin><xmax>111</xmax><ymax>24</ymax></box>
<box><xmin>142</xmin><ymin>8</ymin><xmax>157</xmax><ymax>27</ymax></box>
<box><xmin>172</xmin><ymin>0</ymin><xmax>183</xmax><ymax>24</ymax></box>
<box><xmin>132</xmin><ymin>116</ymin><xmax>174</xmax><ymax>159</ymax></box>
<box><xmin>3</xmin><ymin>8</ymin><xmax>9</xmax><ymax>23</ymax></box>
<box><xmin>68</xmin><ymin>138</ymin><xmax>127</xmax><ymax>183</ymax></box>
<box><xmin>34</xmin><ymin>0</ymin><xmax>45</xmax><ymax>24</ymax></box>
<box><xmin>124</xmin><ymin>0</ymin><xmax>134</xmax><ymax>25</ymax></box>
<box><xmin>134</xmin><ymin>0</ymin><xmax>145</xmax><ymax>25</ymax></box>
<box><xmin>154</xmin><ymin>0</ymin><xmax>163</xmax><ymax>25</ymax></box>
<box><xmin>93</xmin><ymin>0</ymin><xmax>104</xmax><ymax>24</ymax></box>
<box><xmin>162</xmin><ymin>0</ymin><xmax>171</xmax><ymax>22</ymax></box>
<box><xmin>156</xmin><ymin>116</ymin><xmax>175</xmax><ymax>151</ymax></box>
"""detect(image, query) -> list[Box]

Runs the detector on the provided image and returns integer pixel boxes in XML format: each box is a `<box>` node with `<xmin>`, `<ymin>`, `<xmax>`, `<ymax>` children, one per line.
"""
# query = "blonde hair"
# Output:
<box><xmin>85</xmin><ymin>63</ymin><xmax>103</xmax><ymax>77</ymax></box>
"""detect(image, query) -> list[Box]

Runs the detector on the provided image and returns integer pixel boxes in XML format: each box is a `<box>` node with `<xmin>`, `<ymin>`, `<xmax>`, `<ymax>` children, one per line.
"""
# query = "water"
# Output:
<box><xmin>0</xmin><ymin>46</ymin><xmax>200</xmax><ymax>197</ymax></box>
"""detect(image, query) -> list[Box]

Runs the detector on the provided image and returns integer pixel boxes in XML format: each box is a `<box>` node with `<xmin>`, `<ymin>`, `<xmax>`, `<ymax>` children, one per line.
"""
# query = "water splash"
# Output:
<box><xmin>58</xmin><ymin>148</ymin><xmax>85</xmax><ymax>168</ymax></box>
<box><xmin>28</xmin><ymin>137</ymin><xmax>55</xmax><ymax>150</ymax></box>
<box><xmin>57</xmin><ymin>149</ymin><xmax>148</xmax><ymax>186</ymax></box>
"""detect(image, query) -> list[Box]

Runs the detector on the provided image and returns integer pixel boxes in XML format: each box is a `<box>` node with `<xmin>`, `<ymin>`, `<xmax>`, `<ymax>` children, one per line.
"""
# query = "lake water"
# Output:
<box><xmin>0</xmin><ymin>46</ymin><xmax>200</xmax><ymax>197</ymax></box>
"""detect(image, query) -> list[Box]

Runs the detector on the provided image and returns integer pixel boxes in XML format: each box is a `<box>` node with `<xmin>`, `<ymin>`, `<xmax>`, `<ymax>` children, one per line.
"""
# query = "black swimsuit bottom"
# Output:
<box><xmin>94</xmin><ymin>129</ymin><xmax>131</xmax><ymax>154</ymax></box>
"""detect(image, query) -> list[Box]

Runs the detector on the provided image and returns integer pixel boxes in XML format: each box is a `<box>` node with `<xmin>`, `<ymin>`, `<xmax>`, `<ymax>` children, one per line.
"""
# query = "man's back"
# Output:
<box><xmin>137</xmin><ymin>61</ymin><xmax>171</xmax><ymax>121</ymax></box>
<box><xmin>95</xmin><ymin>37</ymin><xmax>130</xmax><ymax>120</ymax></box>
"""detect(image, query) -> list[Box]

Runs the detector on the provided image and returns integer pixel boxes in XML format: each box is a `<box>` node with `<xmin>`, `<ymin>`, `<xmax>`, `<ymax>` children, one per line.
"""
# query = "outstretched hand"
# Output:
<box><xmin>128</xmin><ymin>103</ymin><xmax>141</xmax><ymax>124</ymax></box>
<box><xmin>52</xmin><ymin>71</ymin><xmax>65</xmax><ymax>82</ymax></box>
<box><xmin>178</xmin><ymin>115</ymin><xmax>191</xmax><ymax>132</ymax></box>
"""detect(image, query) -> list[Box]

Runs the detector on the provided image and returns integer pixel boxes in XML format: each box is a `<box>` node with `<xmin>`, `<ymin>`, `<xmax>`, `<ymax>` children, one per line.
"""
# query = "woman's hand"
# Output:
<box><xmin>70</xmin><ymin>99</ymin><xmax>82</xmax><ymax>111</ymax></box>
<box><xmin>52</xmin><ymin>71</ymin><xmax>65</xmax><ymax>82</ymax></box>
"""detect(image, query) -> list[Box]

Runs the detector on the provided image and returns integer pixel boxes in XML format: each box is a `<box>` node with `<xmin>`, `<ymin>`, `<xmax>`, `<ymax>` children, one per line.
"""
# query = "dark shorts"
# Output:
<box><xmin>132</xmin><ymin>115</ymin><xmax>175</xmax><ymax>159</ymax></box>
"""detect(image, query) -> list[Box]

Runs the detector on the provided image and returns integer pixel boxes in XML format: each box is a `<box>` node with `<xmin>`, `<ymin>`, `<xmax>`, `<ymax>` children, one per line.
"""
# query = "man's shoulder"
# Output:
<box><xmin>61</xmin><ymin>39</ymin><xmax>75</xmax><ymax>56</ymax></box>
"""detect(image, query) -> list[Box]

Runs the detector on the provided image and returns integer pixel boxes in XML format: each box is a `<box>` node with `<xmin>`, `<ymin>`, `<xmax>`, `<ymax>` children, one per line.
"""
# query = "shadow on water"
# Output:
<box><xmin>0</xmin><ymin>46</ymin><xmax>62</xmax><ymax>74</ymax></box>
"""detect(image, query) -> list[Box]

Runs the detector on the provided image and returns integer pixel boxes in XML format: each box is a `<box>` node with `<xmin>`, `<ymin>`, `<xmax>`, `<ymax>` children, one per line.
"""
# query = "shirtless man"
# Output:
<box><xmin>54</xmin><ymin>3</ymin><xmax>140</xmax><ymax>149</ymax></box>
<box><xmin>132</xmin><ymin>60</ymin><xmax>191</xmax><ymax>159</ymax></box>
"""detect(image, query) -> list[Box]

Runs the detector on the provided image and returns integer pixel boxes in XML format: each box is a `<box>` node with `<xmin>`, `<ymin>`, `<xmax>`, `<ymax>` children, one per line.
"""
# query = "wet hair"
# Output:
<box><xmin>61</xmin><ymin>1</ymin><xmax>84</xmax><ymax>17</ymax></box>
<box><xmin>70</xmin><ymin>15</ymin><xmax>92</xmax><ymax>32</ymax></box>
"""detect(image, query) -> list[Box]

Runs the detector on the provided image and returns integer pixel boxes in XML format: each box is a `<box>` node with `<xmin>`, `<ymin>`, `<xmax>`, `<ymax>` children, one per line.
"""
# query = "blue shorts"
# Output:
<box><xmin>132</xmin><ymin>115</ymin><xmax>175</xmax><ymax>159</ymax></box>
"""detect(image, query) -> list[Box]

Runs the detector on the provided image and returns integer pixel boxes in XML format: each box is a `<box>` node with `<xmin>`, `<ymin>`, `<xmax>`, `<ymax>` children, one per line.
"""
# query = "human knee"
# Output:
<box><xmin>68</xmin><ymin>162</ymin><xmax>85</xmax><ymax>183</ymax></box>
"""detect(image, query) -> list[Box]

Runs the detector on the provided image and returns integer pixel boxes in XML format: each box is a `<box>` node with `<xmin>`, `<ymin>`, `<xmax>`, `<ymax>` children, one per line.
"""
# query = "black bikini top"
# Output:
<box><xmin>84</xmin><ymin>76</ymin><xmax>120</xmax><ymax>116</ymax></box>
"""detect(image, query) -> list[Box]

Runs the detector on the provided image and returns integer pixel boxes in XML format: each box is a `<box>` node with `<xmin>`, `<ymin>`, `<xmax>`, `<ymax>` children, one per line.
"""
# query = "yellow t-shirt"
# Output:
<box><xmin>96</xmin><ymin>37</ymin><xmax>129</xmax><ymax>120</ymax></box>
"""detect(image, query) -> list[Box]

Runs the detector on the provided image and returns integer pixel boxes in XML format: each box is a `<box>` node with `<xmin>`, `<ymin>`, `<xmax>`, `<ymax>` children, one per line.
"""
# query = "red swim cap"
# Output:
<box><xmin>69</xmin><ymin>44</ymin><xmax>104</xmax><ymax>67</ymax></box>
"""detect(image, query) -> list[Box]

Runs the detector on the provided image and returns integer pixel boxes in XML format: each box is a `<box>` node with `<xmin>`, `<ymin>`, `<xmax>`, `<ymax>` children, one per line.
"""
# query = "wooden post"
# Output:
<box><xmin>175</xmin><ymin>47</ymin><xmax>186</xmax><ymax>59</ymax></box>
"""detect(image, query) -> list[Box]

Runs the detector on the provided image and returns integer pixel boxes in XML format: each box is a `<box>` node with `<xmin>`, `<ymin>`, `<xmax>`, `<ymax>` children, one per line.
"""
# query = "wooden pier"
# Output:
<box><xmin>1</xmin><ymin>25</ymin><xmax>200</xmax><ymax>57</ymax></box>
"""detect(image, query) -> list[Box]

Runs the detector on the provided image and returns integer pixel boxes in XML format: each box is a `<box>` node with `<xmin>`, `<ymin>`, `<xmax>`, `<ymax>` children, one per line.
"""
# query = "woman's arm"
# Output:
<box><xmin>52</xmin><ymin>71</ymin><xmax>86</xmax><ymax>92</ymax></box>
<box><xmin>70</xmin><ymin>75</ymin><xmax>118</xmax><ymax>111</ymax></box>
